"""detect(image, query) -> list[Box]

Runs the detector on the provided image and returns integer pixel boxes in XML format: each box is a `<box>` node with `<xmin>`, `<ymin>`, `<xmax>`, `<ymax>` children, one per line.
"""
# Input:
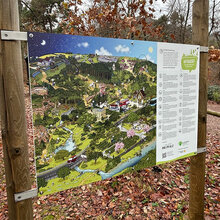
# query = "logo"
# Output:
<box><xmin>181</xmin><ymin>49</ymin><xmax>198</xmax><ymax>72</ymax></box>
<box><xmin>179</xmin><ymin>141</ymin><xmax>183</xmax><ymax>146</ymax></box>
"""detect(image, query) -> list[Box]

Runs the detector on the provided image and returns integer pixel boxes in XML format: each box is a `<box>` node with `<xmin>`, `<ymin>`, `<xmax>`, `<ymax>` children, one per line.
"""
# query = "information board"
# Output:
<box><xmin>156</xmin><ymin>43</ymin><xmax>200</xmax><ymax>164</ymax></box>
<box><xmin>28</xmin><ymin>32</ymin><xmax>199</xmax><ymax>196</ymax></box>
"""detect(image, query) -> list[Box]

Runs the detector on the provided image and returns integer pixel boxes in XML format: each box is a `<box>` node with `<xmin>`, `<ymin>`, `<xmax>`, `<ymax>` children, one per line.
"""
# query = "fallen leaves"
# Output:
<box><xmin>0</xmin><ymin>89</ymin><xmax>219</xmax><ymax>219</ymax></box>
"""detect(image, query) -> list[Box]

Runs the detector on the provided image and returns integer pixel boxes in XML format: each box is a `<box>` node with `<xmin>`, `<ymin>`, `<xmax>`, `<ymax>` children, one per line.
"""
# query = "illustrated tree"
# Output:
<box><xmin>109</xmin><ymin>111</ymin><xmax>120</xmax><ymax>122</ymax></box>
<box><xmin>34</xmin><ymin>113</ymin><xmax>44</xmax><ymax>126</ymax></box>
<box><xmin>37</xmin><ymin>177</ymin><xmax>48</xmax><ymax>190</ymax></box>
<box><xmin>115</xmin><ymin>142</ymin><xmax>124</xmax><ymax>152</ymax></box>
<box><xmin>127</xmin><ymin>112</ymin><xmax>139</xmax><ymax>123</ymax></box>
<box><xmin>61</xmin><ymin>114</ymin><xmax>70</xmax><ymax>121</ymax></box>
<box><xmin>143</xmin><ymin>124</ymin><xmax>150</xmax><ymax>133</ymax></box>
<box><xmin>43</xmin><ymin>114</ymin><xmax>57</xmax><ymax>127</ymax></box>
<box><xmin>127</xmin><ymin>129</ymin><xmax>135</xmax><ymax>138</ymax></box>
<box><xmin>93</xmin><ymin>94</ymin><xmax>108</xmax><ymax>106</ymax></box>
<box><xmin>77</xmin><ymin>112</ymin><xmax>96</xmax><ymax>126</ymax></box>
<box><xmin>35</xmin><ymin>140</ymin><xmax>46</xmax><ymax>156</ymax></box>
<box><xmin>54</xmin><ymin>150</ymin><xmax>70</xmax><ymax>161</ymax></box>
<box><xmin>87</xmin><ymin>151</ymin><xmax>103</xmax><ymax>164</ymax></box>
<box><xmin>57</xmin><ymin>167</ymin><xmax>71</xmax><ymax>179</ymax></box>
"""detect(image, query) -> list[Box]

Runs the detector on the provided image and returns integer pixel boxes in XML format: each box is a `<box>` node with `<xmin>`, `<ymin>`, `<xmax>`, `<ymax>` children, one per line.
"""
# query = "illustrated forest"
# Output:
<box><xmin>30</xmin><ymin>51</ymin><xmax>157</xmax><ymax>196</ymax></box>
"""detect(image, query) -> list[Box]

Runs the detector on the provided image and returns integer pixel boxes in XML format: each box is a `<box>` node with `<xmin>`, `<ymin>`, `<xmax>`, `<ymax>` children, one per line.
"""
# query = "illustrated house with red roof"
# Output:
<box><xmin>119</xmin><ymin>99</ymin><xmax>130</xmax><ymax>110</ymax></box>
<box><xmin>109</xmin><ymin>103</ymin><xmax>120</xmax><ymax>112</ymax></box>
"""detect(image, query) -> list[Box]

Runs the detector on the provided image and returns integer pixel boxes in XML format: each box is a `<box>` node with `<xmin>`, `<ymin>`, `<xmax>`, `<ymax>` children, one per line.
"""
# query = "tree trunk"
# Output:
<box><xmin>182</xmin><ymin>0</ymin><xmax>191</xmax><ymax>43</ymax></box>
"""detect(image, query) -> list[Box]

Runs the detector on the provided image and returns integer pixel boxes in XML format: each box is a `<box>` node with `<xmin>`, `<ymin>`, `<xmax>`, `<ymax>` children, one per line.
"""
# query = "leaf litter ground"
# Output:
<box><xmin>0</xmin><ymin>89</ymin><xmax>219</xmax><ymax>219</ymax></box>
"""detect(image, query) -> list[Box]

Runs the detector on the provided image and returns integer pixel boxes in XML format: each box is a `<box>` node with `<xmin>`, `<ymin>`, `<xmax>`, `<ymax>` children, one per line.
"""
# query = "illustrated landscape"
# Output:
<box><xmin>29</xmin><ymin>34</ymin><xmax>157</xmax><ymax>196</ymax></box>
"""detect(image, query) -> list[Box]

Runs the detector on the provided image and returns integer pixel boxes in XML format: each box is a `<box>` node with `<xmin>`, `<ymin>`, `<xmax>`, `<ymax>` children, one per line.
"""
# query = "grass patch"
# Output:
<box><xmin>121</xmin><ymin>145</ymin><xmax>142</xmax><ymax>161</ymax></box>
<box><xmin>82</xmin><ymin>157</ymin><xmax>107</xmax><ymax>170</ymax></box>
<box><xmin>93</xmin><ymin>57</ymin><xmax>99</xmax><ymax>63</ymax></box>
<box><xmin>135</xmin><ymin>129</ymin><xmax>144</xmax><ymax>134</ymax></box>
<box><xmin>39</xmin><ymin>171</ymin><xmax>102</xmax><ymax>196</ymax></box>
<box><xmin>72</xmin><ymin>172</ymin><xmax>102</xmax><ymax>186</ymax></box>
<box><xmin>32</xmin><ymin>94</ymin><xmax>43</xmax><ymax>108</ymax></box>
<box><xmin>38</xmin><ymin>157</ymin><xmax>68</xmax><ymax>172</ymax></box>
<box><xmin>111</xmin><ymin>149</ymin><xmax>123</xmax><ymax>158</ymax></box>
<box><xmin>48</xmin><ymin>128</ymin><xmax>70</xmax><ymax>152</ymax></box>
<box><xmin>66</xmin><ymin>124</ymin><xmax>91</xmax><ymax>151</ymax></box>
<box><xmin>39</xmin><ymin>54</ymin><xmax>56</xmax><ymax>59</ymax></box>
<box><xmin>54</xmin><ymin>53</ymin><xmax>74</xmax><ymax>58</ymax></box>
<box><xmin>39</xmin><ymin>170</ymin><xmax>80</xmax><ymax>196</ymax></box>
<box><xmin>46</xmin><ymin>63</ymin><xmax>66</xmax><ymax>78</ymax></box>
<box><xmin>122</xmin><ymin>123</ymin><xmax>132</xmax><ymax>130</ymax></box>
<box><xmin>134</xmin><ymin>148</ymin><xmax>156</xmax><ymax>171</ymax></box>
<box><xmin>34</xmin><ymin>72</ymin><xmax>43</xmax><ymax>84</ymax></box>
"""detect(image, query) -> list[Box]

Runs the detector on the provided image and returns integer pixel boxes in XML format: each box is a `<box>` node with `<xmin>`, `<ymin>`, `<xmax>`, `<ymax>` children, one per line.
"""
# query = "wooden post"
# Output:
<box><xmin>0</xmin><ymin>0</ymin><xmax>33</xmax><ymax>219</ymax></box>
<box><xmin>189</xmin><ymin>0</ymin><xmax>209</xmax><ymax>219</ymax></box>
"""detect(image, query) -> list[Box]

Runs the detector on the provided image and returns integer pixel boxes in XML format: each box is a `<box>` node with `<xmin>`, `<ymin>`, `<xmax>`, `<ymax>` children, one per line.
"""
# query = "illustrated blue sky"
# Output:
<box><xmin>28</xmin><ymin>32</ymin><xmax>157</xmax><ymax>64</ymax></box>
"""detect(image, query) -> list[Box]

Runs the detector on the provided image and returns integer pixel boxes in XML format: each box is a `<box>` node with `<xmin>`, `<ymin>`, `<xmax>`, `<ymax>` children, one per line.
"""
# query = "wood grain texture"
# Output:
<box><xmin>0</xmin><ymin>33</ymin><xmax>17</xmax><ymax>220</ymax></box>
<box><xmin>189</xmin><ymin>0</ymin><xmax>209</xmax><ymax>219</ymax></box>
<box><xmin>0</xmin><ymin>0</ymin><xmax>33</xmax><ymax>219</ymax></box>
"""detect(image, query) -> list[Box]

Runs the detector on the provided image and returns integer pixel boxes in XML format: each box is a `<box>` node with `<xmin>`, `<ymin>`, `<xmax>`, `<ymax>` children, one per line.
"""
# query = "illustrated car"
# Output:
<box><xmin>67</xmin><ymin>155</ymin><xmax>77</xmax><ymax>163</ymax></box>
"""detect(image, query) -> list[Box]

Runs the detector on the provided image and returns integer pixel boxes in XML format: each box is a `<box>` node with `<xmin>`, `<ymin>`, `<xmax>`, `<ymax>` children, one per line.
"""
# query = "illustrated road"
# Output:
<box><xmin>37</xmin><ymin>158</ymin><xmax>83</xmax><ymax>181</ymax></box>
<box><xmin>37</xmin><ymin>145</ymin><xmax>89</xmax><ymax>181</ymax></box>
<box><xmin>38</xmin><ymin>104</ymin><xmax>155</xmax><ymax>181</ymax></box>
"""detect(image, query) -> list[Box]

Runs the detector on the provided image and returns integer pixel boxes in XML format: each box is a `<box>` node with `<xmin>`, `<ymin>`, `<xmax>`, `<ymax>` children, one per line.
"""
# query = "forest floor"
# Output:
<box><xmin>0</xmin><ymin>89</ymin><xmax>219</xmax><ymax>219</ymax></box>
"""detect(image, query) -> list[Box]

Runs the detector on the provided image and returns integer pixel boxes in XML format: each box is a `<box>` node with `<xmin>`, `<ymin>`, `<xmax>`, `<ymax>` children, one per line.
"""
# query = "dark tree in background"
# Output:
<box><xmin>20</xmin><ymin>0</ymin><xmax>65</xmax><ymax>32</ymax></box>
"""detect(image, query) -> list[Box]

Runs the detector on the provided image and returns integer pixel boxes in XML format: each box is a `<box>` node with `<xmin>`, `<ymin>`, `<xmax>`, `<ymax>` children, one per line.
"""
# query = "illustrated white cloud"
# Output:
<box><xmin>77</xmin><ymin>42</ymin><xmax>89</xmax><ymax>48</ymax></box>
<box><xmin>115</xmin><ymin>45</ymin><xmax>130</xmax><ymax>53</ymax></box>
<box><xmin>146</xmin><ymin>54</ymin><xmax>154</xmax><ymax>63</ymax></box>
<box><xmin>95</xmin><ymin>47</ymin><xmax>112</xmax><ymax>56</ymax></box>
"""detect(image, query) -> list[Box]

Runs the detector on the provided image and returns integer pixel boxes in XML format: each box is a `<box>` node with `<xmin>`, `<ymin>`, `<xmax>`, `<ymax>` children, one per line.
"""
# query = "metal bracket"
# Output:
<box><xmin>197</xmin><ymin>147</ymin><xmax>206</xmax><ymax>154</ymax></box>
<box><xmin>1</xmin><ymin>30</ymin><xmax>27</xmax><ymax>41</ymax></box>
<box><xmin>14</xmin><ymin>188</ymin><xmax>38</xmax><ymax>202</ymax></box>
<box><xmin>200</xmin><ymin>46</ymin><xmax>209</xmax><ymax>53</ymax></box>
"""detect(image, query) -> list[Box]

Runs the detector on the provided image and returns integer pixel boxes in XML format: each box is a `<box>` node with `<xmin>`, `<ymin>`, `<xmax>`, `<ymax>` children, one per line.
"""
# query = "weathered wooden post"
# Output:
<box><xmin>0</xmin><ymin>0</ymin><xmax>33</xmax><ymax>219</ymax></box>
<box><xmin>189</xmin><ymin>0</ymin><xmax>209</xmax><ymax>219</ymax></box>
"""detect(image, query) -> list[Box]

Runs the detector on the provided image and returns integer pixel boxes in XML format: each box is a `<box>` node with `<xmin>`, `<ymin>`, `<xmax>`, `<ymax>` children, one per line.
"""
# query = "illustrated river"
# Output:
<box><xmin>75</xmin><ymin>141</ymin><xmax>156</xmax><ymax>180</ymax></box>
<box><xmin>55</xmin><ymin>108</ymin><xmax>156</xmax><ymax>180</ymax></box>
<box><xmin>54</xmin><ymin>127</ymin><xmax>76</xmax><ymax>153</ymax></box>
<box><xmin>55</xmin><ymin>108</ymin><xmax>76</xmax><ymax>153</ymax></box>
